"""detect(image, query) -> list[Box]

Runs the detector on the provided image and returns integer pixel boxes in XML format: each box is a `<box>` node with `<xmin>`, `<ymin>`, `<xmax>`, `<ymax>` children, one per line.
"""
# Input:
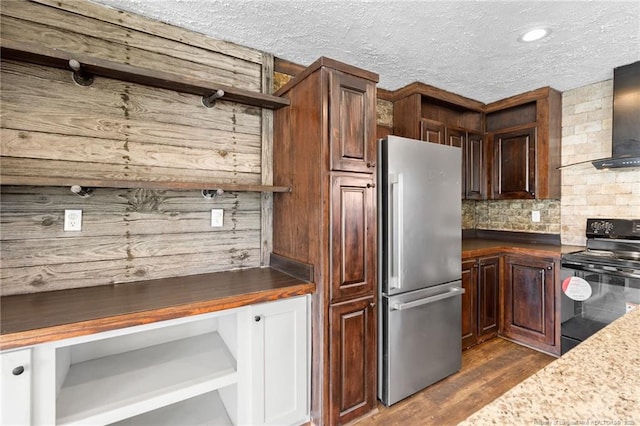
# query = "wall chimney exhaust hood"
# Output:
<box><xmin>592</xmin><ymin>60</ymin><xmax>640</xmax><ymax>169</ymax></box>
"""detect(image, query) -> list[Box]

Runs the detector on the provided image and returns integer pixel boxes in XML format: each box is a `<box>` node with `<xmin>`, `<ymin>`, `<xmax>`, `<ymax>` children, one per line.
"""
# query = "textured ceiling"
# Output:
<box><xmin>92</xmin><ymin>0</ymin><xmax>640</xmax><ymax>103</ymax></box>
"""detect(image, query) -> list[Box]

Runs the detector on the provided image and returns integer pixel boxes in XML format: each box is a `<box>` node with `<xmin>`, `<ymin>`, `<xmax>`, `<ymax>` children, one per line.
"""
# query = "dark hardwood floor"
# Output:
<box><xmin>355</xmin><ymin>338</ymin><xmax>555</xmax><ymax>426</ymax></box>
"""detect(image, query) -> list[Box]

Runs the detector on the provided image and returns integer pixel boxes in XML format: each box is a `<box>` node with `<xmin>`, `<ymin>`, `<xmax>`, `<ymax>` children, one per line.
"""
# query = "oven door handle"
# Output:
<box><xmin>562</xmin><ymin>263</ymin><xmax>640</xmax><ymax>279</ymax></box>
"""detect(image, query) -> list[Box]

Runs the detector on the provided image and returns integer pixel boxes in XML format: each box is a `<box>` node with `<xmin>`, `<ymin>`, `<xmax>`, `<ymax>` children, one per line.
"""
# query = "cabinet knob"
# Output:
<box><xmin>254</xmin><ymin>315</ymin><xmax>261</xmax><ymax>322</ymax></box>
<box><xmin>367</xmin><ymin>162</ymin><xmax>376</xmax><ymax>168</ymax></box>
<box><xmin>12</xmin><ymin>366</ymin><xmax>24</xmax><ymax>376</ymax></box>
<box><xmin>369</xmin><ymin>302</ymin><xmax>376</xmax><ymax>308</ymax></box>
<box><xmin>366</xmin><ymin>183</ymin><xmax>376</xmax><ymax>188</ymax></box>
<box><xmin>546</xmin><ymin>265</ymin><xmax>553</xmax><ymax>270</ymax></box>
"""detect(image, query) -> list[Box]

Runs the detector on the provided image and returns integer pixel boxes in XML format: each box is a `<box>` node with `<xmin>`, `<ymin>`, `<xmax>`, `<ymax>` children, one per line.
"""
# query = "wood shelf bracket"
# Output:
<box><xmin>70</xmin><ymin>185</ymin><xmax>95</xmax><ymax>197</ymax></box>
<box><xmin>68</xmin><ymin>59</ymin><xmax>93</xmax><ymax>86</ymax></box>
<box><xmin>201</xmin><ymin>89</ymin><xmax>225</xmax><ymax>108</ymax></box>
<box><xmin>201</xmin><ymin>189</ymin><xmax>225</xmax><ymax>199</ymax></box>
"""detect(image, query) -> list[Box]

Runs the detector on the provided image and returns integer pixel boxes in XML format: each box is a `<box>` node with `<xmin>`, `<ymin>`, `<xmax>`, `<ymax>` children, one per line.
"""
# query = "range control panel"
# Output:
<box><xmin>586</xmin><ymin>218</ymin><xmax>640</xmax><ymax>239</ymax></box>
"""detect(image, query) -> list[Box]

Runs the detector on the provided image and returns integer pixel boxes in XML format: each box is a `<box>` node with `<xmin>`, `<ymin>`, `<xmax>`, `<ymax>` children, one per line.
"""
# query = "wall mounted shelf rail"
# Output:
<box><xmin>0</xmin><ymin>176</ymin><xmax>291</xmax><ymax>193</ymax></box>
<box><xmin>0</xmin><ymin>39</ymin><xmax>290</xmax><ymax>110</ymax></box>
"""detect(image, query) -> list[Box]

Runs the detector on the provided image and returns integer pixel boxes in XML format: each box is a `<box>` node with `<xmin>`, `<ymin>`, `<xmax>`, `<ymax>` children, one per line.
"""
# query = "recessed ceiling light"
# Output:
<box><xmin>519</xmin><ymin>28</ymin><xmax>551</xmax><ymax>42</ymax></box>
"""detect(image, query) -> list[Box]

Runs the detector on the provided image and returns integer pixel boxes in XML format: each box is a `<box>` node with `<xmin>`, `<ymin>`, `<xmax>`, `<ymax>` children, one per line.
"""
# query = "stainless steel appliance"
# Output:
<box><xmin>560</xmin><ymin>218</ymin><xmax>640</xmax><ymax>354</ymax></box>
<box><xmin>377</xmin><ymin>135</ymin><xmax>463</xmax><ymax>406</ymax></box>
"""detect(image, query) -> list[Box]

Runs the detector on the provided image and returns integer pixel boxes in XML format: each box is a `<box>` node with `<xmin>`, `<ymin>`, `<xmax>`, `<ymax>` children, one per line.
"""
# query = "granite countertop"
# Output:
<box><xmin>459</xmin><ymin>307</ymin><xmax>640</xmax><ymax>425</ymax></box>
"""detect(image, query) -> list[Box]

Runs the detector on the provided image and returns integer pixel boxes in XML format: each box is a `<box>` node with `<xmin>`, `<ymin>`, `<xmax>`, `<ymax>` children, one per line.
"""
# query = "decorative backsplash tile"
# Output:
<box><xmin>465</xmin><ymin>199</ymin><xmax>561</xmax><ymax>234</ymax></box>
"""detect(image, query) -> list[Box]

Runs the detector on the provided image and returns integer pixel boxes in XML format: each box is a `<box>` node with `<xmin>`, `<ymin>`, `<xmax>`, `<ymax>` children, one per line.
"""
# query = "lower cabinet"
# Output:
<box><xmin>251</xmin><ymin>297</ymin><xmax>309</xmax><ymax>426</ymax></box>
<box><xmin>0</xmin><ymin>348</ymin><xmax>32</xmax><ymax>426</ymax></box>
<box><xmin>461</xmin><ymin>256</ymin><xmax>500</xmax><ymax>350</ymax></box>
<box><xmin>329</xmin><ymin>297</ymin><xmax>376</xmax><ymax>425</ymax></box>
<box><xmin>0</xmin><ymin>296</ymin><xmax>310</xmax><ymax>426</ymax></box>
<box><xmin>501</xmin><ymin>254</ymin><xmax>559</xmax><ymax>355</ymax></box>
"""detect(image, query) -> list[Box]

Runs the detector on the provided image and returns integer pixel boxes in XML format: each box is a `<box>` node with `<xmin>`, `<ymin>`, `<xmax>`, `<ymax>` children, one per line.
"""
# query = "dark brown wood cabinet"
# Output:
<box><xmin>391</xmin><ymin>83</ymin><xmax>487</xmax><ymax>200</ymax></box>
<box><xmin>461</xmin><ymin>259</ymin><xmax>478</xmax><ymax>349</ymax></box>
<box><xmin>390</xmin><ymin>84</ymin><xmax>561</xmax><ymax>200</ymax></box>
<box><xmin>492</xmin><ymin>127</ymin><xmax>537</xmax><ymax>199</ymax></box>
<box><xmin>273</xmin><ymin>57</ymin><xmax>378</xmax><ymax>425</ymax></box>
<box><xmin>477</xmin><ymin>256</ymin><xmax>500</xmax><ymax>340</ymax></box>
<box><xmin>330</xmin><ymin>71</ymin><xmax>377</xmax><ymax>173</ymax></box>
<box><xmin>330</xmin><ymin>175</ymin><xmax>376</xmax><ymax>304</ymax></box>
<box><xmin>465</xmin><ymin>131</ymin><xmax>486</xmax><ymax>200</ymax></box>
<box><xmin>501</xmin><ymin>254</ymin><xmax>559</xmax><ymax>355</ymax></box>
<box><xmin>486</xmin><ymin>87</ymin><xmax>562</xmax><ymax>200</ymax></box>
<box><xmin>461</xmin><ymin>256</ymin><xmax>500</xmax><ymax>350</ymax></box>
<box><xmin>329</xmin><ymin>297</ymin><xmax>377</xmax><ymax>424</ymax></box>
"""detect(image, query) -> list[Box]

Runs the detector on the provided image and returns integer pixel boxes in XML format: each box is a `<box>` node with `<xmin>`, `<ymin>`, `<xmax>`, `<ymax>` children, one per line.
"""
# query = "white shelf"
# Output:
<box><xmin>110</xmin><ymin>390</ymin><xmax>233</xmax><ymax>426</ymax></box>
<box><xmin>56</xmin><ymin>332</ymin><xmax>236</xmax><ymax>426</ymax></box>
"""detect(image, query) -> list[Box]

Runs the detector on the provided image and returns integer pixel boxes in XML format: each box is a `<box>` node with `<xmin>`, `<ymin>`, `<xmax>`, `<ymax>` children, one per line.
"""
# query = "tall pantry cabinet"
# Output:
<box><xmin>272</xmin><ymin>57</ymin><xmax>378</xmax><ymax>425</ymax></box>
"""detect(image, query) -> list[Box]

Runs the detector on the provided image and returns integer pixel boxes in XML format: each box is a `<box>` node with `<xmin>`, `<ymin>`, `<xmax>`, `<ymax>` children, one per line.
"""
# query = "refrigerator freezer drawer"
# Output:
<box><xmin>380</xmin><ymin>282</ymin><xmax>463</xmax><ymax>406</ymax></box>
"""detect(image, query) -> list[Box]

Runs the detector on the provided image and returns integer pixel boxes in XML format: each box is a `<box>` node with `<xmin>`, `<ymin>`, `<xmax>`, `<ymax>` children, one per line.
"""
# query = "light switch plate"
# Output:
<box><xmin>211</xmin><ymin>209</ymin><xmax>224</xmax><ymax>227</ymax></box>
<box><xmin>64</xmin><ymin>209</ymin><xmax>83</xmax><ymax>231</ymax></box>
<box><xmin>531</xmin><ymin>210</ymin><xmax>541</xmax><ymax>223</ymax></box>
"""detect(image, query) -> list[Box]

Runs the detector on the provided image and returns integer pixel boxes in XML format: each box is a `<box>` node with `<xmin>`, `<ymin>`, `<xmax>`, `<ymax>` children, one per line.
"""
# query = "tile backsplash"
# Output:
<box><xmin>464</xmin><ymin>199</ymin><xmax>561</xmax><ymax>234</ymax></box>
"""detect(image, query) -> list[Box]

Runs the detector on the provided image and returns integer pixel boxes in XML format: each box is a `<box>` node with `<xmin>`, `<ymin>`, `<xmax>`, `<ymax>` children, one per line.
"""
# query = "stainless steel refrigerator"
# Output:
<box><xmin>378</xmin><ymin>135</ymin><xmax>463</xmax><ymax>406</ymax></box>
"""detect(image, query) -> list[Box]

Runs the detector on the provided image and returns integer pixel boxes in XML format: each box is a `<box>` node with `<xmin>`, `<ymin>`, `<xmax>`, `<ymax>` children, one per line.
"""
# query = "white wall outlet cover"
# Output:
<box><xmin>64</xmin><ymin>209</ymin><xmax>83</xmax><ymax>231</ymax></box>
<box><xmin>531</xmin><ymin>210</ymin><xmax>541</xmax><ymax>223</ymax></box>
<box><xmin>211</xmin><ymin>209</ymin><xmax>224</xmax><ymax>227</ymax></box>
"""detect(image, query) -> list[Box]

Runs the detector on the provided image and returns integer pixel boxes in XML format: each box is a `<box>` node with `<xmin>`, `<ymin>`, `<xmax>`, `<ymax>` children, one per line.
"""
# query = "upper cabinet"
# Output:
<box><xmin>330</xmin><ymin>71</ymin><xmax>377</xmax><ymax>173</ymax></box>
<box><xmin>486</xmin><ymin>87</ymin><xmax>562</xmax><ymax>200</ymax></box>
<box><xmin>390</xmin><ymin>84</ymin><xmax>561</xmax><ymax>200</ymax></box>
<box><xmin>391</xmin><ymin>84</ymin><xmax>486</xmax><ymax>200</ymax></box>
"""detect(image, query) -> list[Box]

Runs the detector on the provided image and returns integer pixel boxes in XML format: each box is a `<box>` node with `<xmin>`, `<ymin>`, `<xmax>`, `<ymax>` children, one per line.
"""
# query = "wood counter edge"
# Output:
<box><xmin>462</xmin><ymin>244</ymin><xmax>577</xmax><ymax>260</ymax></box>
<box><xmin>0</xmin><ymin>281</ymin><xmax>315</xmax><ymax>351</ymax></box>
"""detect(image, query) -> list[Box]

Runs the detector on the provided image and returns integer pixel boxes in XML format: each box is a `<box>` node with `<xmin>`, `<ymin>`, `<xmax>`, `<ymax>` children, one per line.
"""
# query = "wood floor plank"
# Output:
<box><xmin>356</xmin><ymin>338</ymin><xmax>554</xmax><ymax>426</ymax></box>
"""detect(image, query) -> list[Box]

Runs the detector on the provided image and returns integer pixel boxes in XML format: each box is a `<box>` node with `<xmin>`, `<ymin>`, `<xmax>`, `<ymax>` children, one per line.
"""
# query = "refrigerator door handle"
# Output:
<box><xmin>389</xmin><ymin>173</ymin><xmax>403</xmax><ymax>290</ymax></box>
<box><xmin>390</xmin><ymin>287</ymin><xmax>465</xmax><ymax>311</ymax></box>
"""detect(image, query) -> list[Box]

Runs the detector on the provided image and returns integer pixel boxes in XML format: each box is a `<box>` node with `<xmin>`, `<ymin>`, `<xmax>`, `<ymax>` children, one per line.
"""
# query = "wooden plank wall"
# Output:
<box><xmin>0</xmin><ymin>0</ymin><xmax>271</xmax><ymax>295</ymax></box>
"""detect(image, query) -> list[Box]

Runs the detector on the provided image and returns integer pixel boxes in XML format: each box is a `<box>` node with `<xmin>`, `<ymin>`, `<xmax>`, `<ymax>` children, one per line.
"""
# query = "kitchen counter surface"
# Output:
<box><xmin>462</xmin><ymin>238</ymin><xmax>584</xmax><ymax>259</ymax></box>
<box><xmin>459</xmin><ymin>307</ymin><xmax>640</xmax><ymax>425</ymax></box>
<box><xmin>0</xmin><ymin>267</ymin><xmax>315</xmax><ymax>350</ymax></box>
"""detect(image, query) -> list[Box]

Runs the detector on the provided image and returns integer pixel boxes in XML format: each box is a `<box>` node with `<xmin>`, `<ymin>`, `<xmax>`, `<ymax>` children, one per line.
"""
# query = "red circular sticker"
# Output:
<box><xmin>562</xmin><ymin>276</ymin><xmax>592</xmax><ymax>301</ymax></box>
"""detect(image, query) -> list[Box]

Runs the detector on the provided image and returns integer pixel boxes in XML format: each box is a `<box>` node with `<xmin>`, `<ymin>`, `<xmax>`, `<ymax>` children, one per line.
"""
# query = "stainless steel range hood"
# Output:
<box><xmin>592</xmin><ymin>60</ymin><xmax>640</xmax><ymax>169</ymax></box>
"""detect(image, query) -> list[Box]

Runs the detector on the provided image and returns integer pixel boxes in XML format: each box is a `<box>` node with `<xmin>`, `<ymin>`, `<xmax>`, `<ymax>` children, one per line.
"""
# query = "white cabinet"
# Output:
<box><xmin>1</xmin><ymin>348</ymin><xmax>32</xmax><ymax>425</ymax></box>
<box><xmin>0</xmin><ymin>296</ymin><xmax>309</xmax><ymax>426</ymax></box>
<box><xmin>251</xmin><ymin>296</ymin><xmax>309</xmax><ymax>426</ymax></box>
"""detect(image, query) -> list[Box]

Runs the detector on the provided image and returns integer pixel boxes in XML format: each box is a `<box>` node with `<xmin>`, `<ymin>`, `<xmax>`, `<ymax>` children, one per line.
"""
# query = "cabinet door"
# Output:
<box><xmin>446</xmin><ymin>128</ymin><xmax>466</xmax><ymax>198</ymax></box>
<box><xmin>419</xmin><ymin>119</ymin><xmax>444</xmax><ymax>144</ymax></box>
<box><xmin>329</xmin><ymin>297</ymin><xmax>376</xmax><ymax>425</ymax></box>
<box><xmin>329</xmin><ymin>71</ymin><xmax>376</xmax><ymax>173</ymax></box>
<box><xmin>251</xmin><ymin>296</ymin><xmax>309</xmax><ymax>426</ymax></box>
<box><xmin>465</xmin><ymin>131</ymin><xmax>485</xmax><ymax>200</ymax></box>
<box><xmin>330</xmin><ymin>175</ymin><xmax>376</xmax><ymax>303</ymax></box>
<box><xmin>461</xmin><ymin>259</ymin><xmax>478</xmax><ymax>349</ymax></box>
<box><xmin>1</xmin><ymin>349</ymin><xmax>31</xmax><ymax>426</ymax></box>
<box><xmin>492</xmin><ymin>127</ymin><xmax>536</xmax><ymax>199</ymax></box>
<box><xmin>502</xmin><ymin>255</ymin><xmax>556</xmax><ymax>349</ymax></box>
<box><xmin>477</xmin><ymin>256</ymin><xmax>500</xmax><ymax>341</ymax></box>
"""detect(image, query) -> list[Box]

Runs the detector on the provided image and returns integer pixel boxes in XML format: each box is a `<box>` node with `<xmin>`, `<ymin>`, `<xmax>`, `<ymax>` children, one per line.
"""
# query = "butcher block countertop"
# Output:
<box><xmin>462</xmin><ymin>238</ymin><xmax>584</xmax><ymax>259</ymax></box>
<box><xmin>0</xmin><ymin>267</ymin><xmax>315</xmax><ymax>351</ymax></box>
<box><xmin>459</xmin><ymin>307</ymin><xmax>640</xmax><ymax>424</ymax></box>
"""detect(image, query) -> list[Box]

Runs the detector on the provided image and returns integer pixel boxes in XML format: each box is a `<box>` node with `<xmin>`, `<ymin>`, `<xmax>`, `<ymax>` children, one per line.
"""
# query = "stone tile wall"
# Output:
<box><xmin>561</xmin><ymin>80</ymin><xmax>640</xmax><ymax>246</ymax></box>
<box><xmin>469</xmin><ymin>199</ymin><xmax>561</xmax><ymax>233</ymax></box>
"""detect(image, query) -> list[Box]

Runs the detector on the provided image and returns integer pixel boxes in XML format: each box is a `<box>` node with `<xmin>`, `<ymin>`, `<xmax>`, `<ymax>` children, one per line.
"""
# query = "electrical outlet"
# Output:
<box><xmin>211</xmin><ymin>209</ymin><xmax>224</xmax><ymax>227</ymax></box>
<box><xmin>531</xmin><ymin>210</ymin><xmax>541</xmax><ymax>223</ymax></box>
<box><xmin>64</xmin><ymin>209</ymin><xmax>83</xmax><ymax>231</ymax></box>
